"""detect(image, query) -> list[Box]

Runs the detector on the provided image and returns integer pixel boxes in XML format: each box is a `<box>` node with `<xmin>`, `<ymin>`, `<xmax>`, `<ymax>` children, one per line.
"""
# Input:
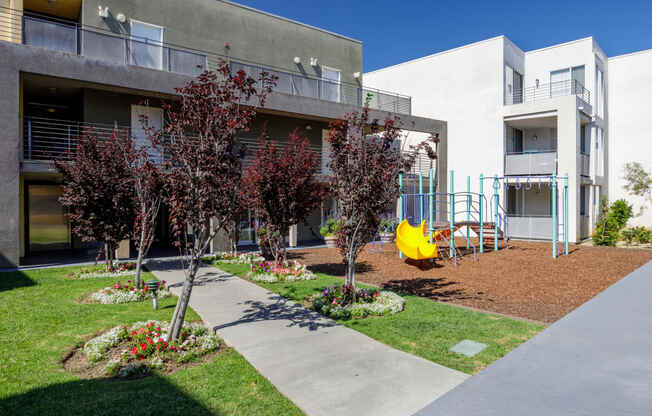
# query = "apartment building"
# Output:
<box><xmin>366</xmin><ymin>36</ymin><xmax>615</xmax><ymax>243</ymax></box>
<box><xmin>0</xmin><ymin>0</ymin><xmax>445</xmax><ymax>267</ymax></box>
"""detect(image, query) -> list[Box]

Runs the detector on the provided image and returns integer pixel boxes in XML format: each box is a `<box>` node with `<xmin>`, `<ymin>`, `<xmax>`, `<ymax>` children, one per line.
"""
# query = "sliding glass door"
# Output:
<box><xmin>130</xmin><ymin>20</ymin><xmax>164</xmax><ymax>70</ymax></box>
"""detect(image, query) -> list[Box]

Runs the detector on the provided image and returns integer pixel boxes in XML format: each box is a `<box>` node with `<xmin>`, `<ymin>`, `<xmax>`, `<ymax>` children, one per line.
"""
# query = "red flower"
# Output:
<box><xmin>156</xmin><ymin>345</ymin><xmax>161</xmax><ymax>351</ymax></box>
<box><xmin>140</xmin><ymin>343</ymin><xmax>147</xmax><ymax>351</ymax></box>
<box><xmin>137</xmin><ymin>354</ymin><xmax>144</xmax><ymax>360</ymax></box>
<box><xmin>163</xmin><ymin>342</ymin><xmax>168</xmax><ymax>347</ymax></box>
<box><xmin>131</xmin><ymin>346</ymin><xmax>138</xmax><ymax>355</ymax></box>
<box><xmin>144</xmin><ymin>286</ymin><xmax>149</xmax><ymax>291</ymax></box>
<box><xmin>147</xmin><ymin>338</ymin><xmax>154</xmax><ymax>345</ymax></box>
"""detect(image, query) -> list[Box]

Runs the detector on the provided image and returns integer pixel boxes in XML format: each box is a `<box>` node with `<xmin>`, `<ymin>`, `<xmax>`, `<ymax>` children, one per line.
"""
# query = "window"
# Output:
<box><xmin>580</xmin><ymin>186</ymin><xmax>587</xmax><ymax>216</ymax></box>
<box><xmin>594</xmin><ymin>127</ymin><xmax>604</xmax><ymax>177</ymax></box>
<box><xmin>130</xmin><ymin>20</ymin><xmax>164</xmax><ymax>70</ymax></box>
<box><xmin>550</xmin><ymin>65</ymin><xmax>585</xmax><ymax>97</ymax></box>
<box><xmin>504</xmin><ymin>65</ymin><xmax>523</xmax><ymax>104</ymax></box>
<box><xmin>580</xmin><ymin>125</ymin><xmax>590</xmax><ymax>155</ymax></box>
<box><xmin>507</xmin><ymin>186</ymin><xmax>521</xmax><ymax>215</ymax></box>
<box><xmin>595</xmin><ymin>65</ymin><xmax>605</xmax><ymax>118</ymax></box>
<box><xmin>321</xmin><ymin>66</ymin><xmax>341</xmax><ymax>103</ymax></box>
<box><xmin>506</xmin><ymin>127</ymin><xmax>523</xmax><ymax>153</ymax></box>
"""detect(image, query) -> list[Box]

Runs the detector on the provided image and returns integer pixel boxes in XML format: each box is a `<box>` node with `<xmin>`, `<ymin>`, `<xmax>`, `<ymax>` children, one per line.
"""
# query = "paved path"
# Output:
<box><xmin>148</xmin><ymin>260</ymin><xmax>468</xmax><ymax>416</ymax></box>
<box><xmin>416</xmin><ymin>259</ymin><xmax>652</xmax><ymax>416</ymax></box>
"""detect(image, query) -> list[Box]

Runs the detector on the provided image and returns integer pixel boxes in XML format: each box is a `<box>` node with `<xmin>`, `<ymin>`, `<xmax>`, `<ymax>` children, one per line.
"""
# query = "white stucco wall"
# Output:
<box><xmin>365</xmin><ymin>36</ymin><xmax>505</xmax><ymax>197</ymax></box>
<box><xmin>608</xmin><ymin>49</ymin><xmax>652</xmax><ymax>226</ymax></box>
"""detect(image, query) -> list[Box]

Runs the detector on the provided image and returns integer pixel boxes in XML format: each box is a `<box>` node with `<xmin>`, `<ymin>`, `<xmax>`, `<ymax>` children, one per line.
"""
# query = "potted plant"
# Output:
<box><xmin>378</xmin><ymin>217</ymin><xmax>397</xmax><ymax>243</ymax></box>
<box><xmin>320</xmin><ymin>219</ymin><xmax>341</xmax><ymax>248</ymax></box>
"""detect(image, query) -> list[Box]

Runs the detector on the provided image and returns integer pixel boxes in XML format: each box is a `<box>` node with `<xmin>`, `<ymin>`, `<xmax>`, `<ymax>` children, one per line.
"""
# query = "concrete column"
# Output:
<box><xmin>289</xmin><ymin>224</ymin><xmax>297</xmax><ymax>247</ymax></box>
<box><xmin>556</xmin><ymin>97</ymin><xmax>581</xmax><ymax>243</ymax></box>
<box><xmin>0</xmin><ymin>63</ymin><xmax>20</xmax><ymax>267</ymax></box>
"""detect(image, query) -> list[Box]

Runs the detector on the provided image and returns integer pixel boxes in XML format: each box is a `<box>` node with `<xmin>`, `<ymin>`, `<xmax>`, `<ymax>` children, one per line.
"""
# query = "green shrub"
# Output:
<box><xmin>621</xmin><ymin>228</ymin><xmax>637</xmax><ymax>244</ymax></box>
<box><xmin>634</xmin><ymin>226</ymin><xmax>651</xmax><ymax>244</ymax></box>
<box><xmin>378</xmin><ymin>217</ymin><xmax>398</xmax><ymax>234</ymax></box>
<box><xmin>608</xmin><ymin>199</ymin><xmax>633</xmax><ymax>229</ymax></box>
<box><xmin>319</xmin><ymin>218</ymin><xmax>342</xmax><ymax>237</ymax></box>
<box><xmin>593</xmin><ymin>198</ymin><xmax>634</xmax><ymax>247</ymax></box>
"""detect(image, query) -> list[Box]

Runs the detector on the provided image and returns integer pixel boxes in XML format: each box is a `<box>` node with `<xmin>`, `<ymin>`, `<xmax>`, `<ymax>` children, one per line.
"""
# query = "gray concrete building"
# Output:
<box><xmin>0</xmin><ymin>0</ymin><xmax>445</xmax><ymax>267</ymax></box>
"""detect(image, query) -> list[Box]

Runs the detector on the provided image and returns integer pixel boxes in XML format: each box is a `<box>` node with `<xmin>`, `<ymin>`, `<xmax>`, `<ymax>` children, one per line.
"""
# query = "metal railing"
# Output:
<box><xmin>23</xmin><ymin>116</ymin><xmax>331</xmax><ymax>173</ymax></box>
<box><xmin>507</xmin><ymin>79</ymin><xmax>591</xmax><ymax>106</ymax></box>
<box><xmin>579</xmin><ymin>153</ymin><xmax>590</xmax><ymax>177</ymax></box>
<box><xmin>1</xmin><ymin>6</ymin><xmax>411</xmax><ymax>114</ymax></box>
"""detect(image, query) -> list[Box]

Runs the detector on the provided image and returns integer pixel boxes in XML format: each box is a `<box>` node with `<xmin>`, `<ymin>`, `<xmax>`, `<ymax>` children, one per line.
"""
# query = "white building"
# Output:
<box><xmin>366</xmin><ymin>35</ymin><xmax>651</xmax><ymax>243</ymax></box>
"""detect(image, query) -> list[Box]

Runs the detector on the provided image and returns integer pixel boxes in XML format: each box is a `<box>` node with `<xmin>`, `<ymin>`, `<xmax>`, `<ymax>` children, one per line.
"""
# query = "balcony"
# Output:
<box><xmin>505</xmin><ymin>151</ymin><xmax>556</xmax><ymax>176</ymax></box>
<box><xmin>507</xmin><ymin>215</ymin><xmax>553</xmax><ymax>240</ymax></box>
<box><xmin>506</xmin><ymin>79</ymin><xmax>591</xmax><ymax>106</ymax></box>
<box><xmin>22</xmin><ymin>117</ymin><xmax>328</xmax><ymax>173</ymax></box>
<box><xmin>2</xmin><ymin>7</ymin><xmax>411</xmax><ymax>114</ymax></box>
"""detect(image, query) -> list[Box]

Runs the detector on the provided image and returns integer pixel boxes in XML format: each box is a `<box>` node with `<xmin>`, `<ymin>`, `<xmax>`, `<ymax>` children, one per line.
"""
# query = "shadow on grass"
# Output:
<box><xmin>0</xmin><ymin>271</ymin><xmax>37</xmax><ymax>292</ymax></box>
<box><xmin>302</xmin><ymin>261</ymin><xmax>374</xmax><ymax>277</ymax></box>
<box><xmin>0</xmin><ymin>374</ymin><xmax>215</xmax><ymax>416</ymax></box>
<box><xmin>214</xmin><ymin>292</ymin><xmax>337</xmax><ymax>333</ymax></box>
<box><xmin>382</xmin><ymin>277</ymin><xmax>469</xmax><ymax>300</ymax></box>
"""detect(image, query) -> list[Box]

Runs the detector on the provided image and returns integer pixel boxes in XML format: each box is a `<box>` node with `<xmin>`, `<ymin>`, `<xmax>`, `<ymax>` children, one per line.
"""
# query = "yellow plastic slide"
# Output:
<box><xmin>395</xmin><ymin>219</ymin><xmax>438</xmax><ymax>260</ymax></box>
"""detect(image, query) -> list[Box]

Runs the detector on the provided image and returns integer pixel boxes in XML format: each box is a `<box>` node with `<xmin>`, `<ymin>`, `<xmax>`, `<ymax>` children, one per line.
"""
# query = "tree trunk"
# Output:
<box><xmin>168</xmin><ymin>258</ymin><xmax>200</xmax><ymax>341</ymax></box>
<box><xmin>134</xmin><ymin>226</ymin><xmax>147</xmax><ymax>288</ymax></box>
<box><xmin>345</xmin><ymin>259</ymin><xmax>355</xmax><ymax>288</ymax></box>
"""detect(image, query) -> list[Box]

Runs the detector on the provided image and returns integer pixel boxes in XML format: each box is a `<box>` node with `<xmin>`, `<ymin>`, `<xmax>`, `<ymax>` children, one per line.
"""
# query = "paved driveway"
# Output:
<box><xmin>416</xmin><ymin>259</ymin><xmax>652</xmax><ymax>416</ymax></box>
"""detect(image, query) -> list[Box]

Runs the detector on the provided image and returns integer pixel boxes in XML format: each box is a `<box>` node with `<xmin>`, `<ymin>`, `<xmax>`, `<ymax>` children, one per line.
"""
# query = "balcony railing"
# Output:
<box><xmin>1</xmin><ymin>7</ymin><xmax>411</xmax><ymax>114</ymax></box>
<box><xmin>505</xmin><ymin>150</ymin><xmax>556</xmax><ymax>176</ymax></box>
<box><xmin>23</xmin><ymin>116</ymin><xmax>330</xmax><ymax>172</ymax></box>
<box><xmin>507</xmin><ymin>215</ymin><xmax>553</xmax><ymax>240</ymax></box>
<box><xmin>506</xmin><ymin>79</ymin><xmax>591</xmax><ymax>106</ymax></box>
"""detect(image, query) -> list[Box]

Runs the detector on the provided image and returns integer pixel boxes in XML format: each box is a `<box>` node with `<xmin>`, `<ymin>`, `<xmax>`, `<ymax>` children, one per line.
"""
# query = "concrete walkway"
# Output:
<box><xmin>148</xmin><ymin>259</ymin><xmax>468</xmax><ymax>416</ymax></box>
<box><xmin>415</xmin><ymin>259</ymin><xmax>652</xmax><ymax>416</ymax></box>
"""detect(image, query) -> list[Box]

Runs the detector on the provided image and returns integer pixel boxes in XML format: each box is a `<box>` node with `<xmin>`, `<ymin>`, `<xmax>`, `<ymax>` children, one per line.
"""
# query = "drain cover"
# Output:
<box><xmin>450</xmin><ymin>340</ymin><xmax>487</xmax><ymax>357</ymax></box>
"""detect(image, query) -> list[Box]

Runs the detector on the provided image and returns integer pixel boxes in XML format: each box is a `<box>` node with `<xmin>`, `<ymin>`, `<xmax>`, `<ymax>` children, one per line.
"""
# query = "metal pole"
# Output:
<box><xmin>429</xmin><ymin>168</ymin><xmax>434</xmax><ymax>244</ymax></box>
<box><xmin>564</xmin><ymin>174</ymin><xmax>569</xmax><ymax>255</ymax></box>
<box><xmin>552</xmin><ymin>172</ymin><xmax>558</xmax><ymax>259</ymax></box>
<box><xmin>449</xmin><ymin>170</ymin><xmax>454</xmax><ymax>259</ymax></box>
<box><xmin>466</xmin><ymin>176</ymin><xmax>470</xmax><ymax>249</ymax></box>
<box><xmin>479</xmin><ymin>174</ymin><xmax>484</xmax><ymax>253</ymax></box>
<box><xmin>493</xmin><ymin>175</ymin><xmax>499</xmax><ymax>251</ymax></box>
<box><xmin>398</xmin><ymin>173</ymin><xmax>403</xmax><ymax>259</ymax></box>
<box><xmin>419</xmin><ymin>171</ymin><xmax>423</xmax><ymax>223</ymax></box>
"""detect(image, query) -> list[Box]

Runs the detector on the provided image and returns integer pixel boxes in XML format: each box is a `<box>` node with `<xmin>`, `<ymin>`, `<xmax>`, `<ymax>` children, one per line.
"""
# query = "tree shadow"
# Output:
<box><xmin>0</xmin><ymin>271</ymin><xmax>37</xmax><ymax>292</ymax></box>
<box><xmin>0</xmin><ymin>374</ymin><xmax>216</xmax><ymax>416</ymax></box>
<box><xmin>304</xmin><ymin>261</ymin><xmax>374</xmax><ymax>277</ymax></box>
<box><xmin>382</xmin><ymin>277</ymin><xmax>470</xmax><ymax>301</ymax></box>
<box><xmin>214</xmin><ymin>292</ymin><xmax>337</xmax><ymax>333</ymax></box>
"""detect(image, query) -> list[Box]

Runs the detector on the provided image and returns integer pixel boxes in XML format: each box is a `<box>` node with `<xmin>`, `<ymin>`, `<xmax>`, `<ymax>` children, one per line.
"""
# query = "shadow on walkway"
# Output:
<box><xmin>214</xmin><ymin>292</ymin><xmax>337</xmax><ymax>333</ymax></box>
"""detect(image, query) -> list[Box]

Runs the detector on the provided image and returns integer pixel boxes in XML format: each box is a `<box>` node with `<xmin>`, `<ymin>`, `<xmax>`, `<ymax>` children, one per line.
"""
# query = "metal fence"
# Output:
<box><xmin>1</xmin><ymin>6</ymin><xmax>411</xmax><ymax>114</ymax></box>
<box><xmin>507</xmin><ymin>79</ymin><xmax>591</xmax><ymax>106</ymax></box>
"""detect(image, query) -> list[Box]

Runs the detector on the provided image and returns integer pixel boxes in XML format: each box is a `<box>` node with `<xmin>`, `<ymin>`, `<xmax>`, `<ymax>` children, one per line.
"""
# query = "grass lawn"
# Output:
<box><xmin>0</xmin><ymin>266</ymin><xmax>303</xmax><ymax>416</ymax></box>
<box><xmin>215</xmin><ymin>262</ymin><xmax>544</xmax><ymax>374</ymax></box>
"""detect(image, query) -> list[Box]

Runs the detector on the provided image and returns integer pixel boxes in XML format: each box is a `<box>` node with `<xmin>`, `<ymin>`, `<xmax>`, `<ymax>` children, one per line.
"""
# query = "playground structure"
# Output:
<box><xmin>395</xmin><ymin>169</ymin><xmax>570</xmax><ymax>264</ymax></box>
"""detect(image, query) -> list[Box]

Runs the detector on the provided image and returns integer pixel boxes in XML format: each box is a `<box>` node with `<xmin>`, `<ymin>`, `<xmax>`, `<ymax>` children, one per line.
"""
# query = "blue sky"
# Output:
<box><xmin>234</xmin><ymin>0</ymin><xmax>652</xmax><ymax>72</ymax></box>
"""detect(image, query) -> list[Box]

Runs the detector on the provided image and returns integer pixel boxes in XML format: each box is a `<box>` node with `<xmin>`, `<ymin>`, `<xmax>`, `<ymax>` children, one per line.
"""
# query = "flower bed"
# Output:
<box><xmin>203</xmin><ymin>251</ymin><xmax>265</xmax><ymax>265</ymax></box>
<box><xmin>78</xmin><ymin>320</ymin><xmax>220</xmax><ymax>378</ymax></box>
<box><xmin>72</xmin><ymin>262</ymin><xmax>138</xmax><ymax>279</ymax></box>
<box><xmin>247</xmin><ymin>260</ymin><xmax>317</xmax><ymax>283</ymax></box>
<box><xmin>87</xmin><ymin>280</ymin><xmax>171</xmax><ymax>304</ymax></box>
<box><xmin>311</xmin><ymin>284</ymin><xmax>405</xmax><ymax>320</ymax></box>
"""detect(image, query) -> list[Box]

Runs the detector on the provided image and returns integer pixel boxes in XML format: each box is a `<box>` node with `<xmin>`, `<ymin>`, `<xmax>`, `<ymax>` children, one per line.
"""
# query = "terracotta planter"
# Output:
<box><xmin>379</xmin><ymin>233</ymin><xmax>395</xmax><ymax>243</ymax></box>
<box><xmin>323</xmin><ymin>235</ymin><xmax>337</xmax><ymax>248</ymax></box>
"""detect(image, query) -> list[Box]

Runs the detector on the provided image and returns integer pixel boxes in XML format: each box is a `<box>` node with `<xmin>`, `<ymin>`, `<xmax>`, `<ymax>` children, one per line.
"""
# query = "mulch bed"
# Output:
<box><xmin>289</xmin><ymin>241</ymin><xmax>652</xmax><ymax>323</ymax></box>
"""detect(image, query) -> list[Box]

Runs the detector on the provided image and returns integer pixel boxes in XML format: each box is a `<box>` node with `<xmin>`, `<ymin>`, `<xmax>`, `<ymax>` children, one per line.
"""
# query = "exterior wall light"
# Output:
<box><xmin>116</xmin><ymin>13</ymin><xmax>126</xmax><ymax>23</ymax></box>
<box><xmin>293</xmin><ymin>56</ymin><xmax>301</xmax><ymax>64</ymax></box>
<box><xmin>353</xmin><ymin>72</ymin><xmax>361</xmax><ymax>79</ymax></box>
<box><xmin>310</xmin><ymin>57</ymin><xmax>319</xmax><ymax>66</ymax></box>
<box><xmin>146</xmin><ymin>279</ymin><xmax>160</xmax><ymax>310</ymax></box>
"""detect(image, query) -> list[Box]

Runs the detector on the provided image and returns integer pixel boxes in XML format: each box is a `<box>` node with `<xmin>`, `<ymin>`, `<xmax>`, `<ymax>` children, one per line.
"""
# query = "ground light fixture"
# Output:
<box><xmin>146</xmin><ymin>279</ymin><xmax>160</xmax><ymax>310</ymax></box>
